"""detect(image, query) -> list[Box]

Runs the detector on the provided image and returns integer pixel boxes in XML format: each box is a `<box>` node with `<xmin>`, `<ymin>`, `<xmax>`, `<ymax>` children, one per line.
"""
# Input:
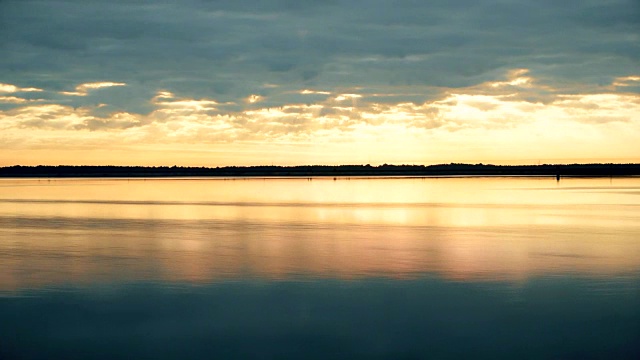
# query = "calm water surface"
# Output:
<box><xmin>1</xmin><ymin>177</ymin><xmax>639</xmax><ymax>359</ymax></box>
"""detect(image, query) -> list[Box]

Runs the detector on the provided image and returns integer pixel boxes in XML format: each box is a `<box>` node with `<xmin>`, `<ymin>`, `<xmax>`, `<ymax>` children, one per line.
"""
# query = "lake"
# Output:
<box><xmin>1</xmin><ymin>177</ymin><xmax>639</xmax><ymax>359</ymax></box>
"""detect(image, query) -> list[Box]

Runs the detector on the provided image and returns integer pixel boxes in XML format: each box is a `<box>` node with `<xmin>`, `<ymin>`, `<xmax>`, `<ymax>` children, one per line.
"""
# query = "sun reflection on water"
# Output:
<box><xmin>0</xmin><ymin>177</ymin><xmax>639</xmax><ymax>292</ymax></box>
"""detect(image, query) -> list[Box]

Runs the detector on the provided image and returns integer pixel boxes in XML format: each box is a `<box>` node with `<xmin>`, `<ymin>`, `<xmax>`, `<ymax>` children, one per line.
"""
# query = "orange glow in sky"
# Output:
<box><xmin>1</xmin><ymin>70</ymin><xmax>639</xmax><ymax>166</ymax></box>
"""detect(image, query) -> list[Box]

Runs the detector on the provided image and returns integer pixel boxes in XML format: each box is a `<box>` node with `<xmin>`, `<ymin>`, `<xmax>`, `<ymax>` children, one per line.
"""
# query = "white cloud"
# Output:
<box><xmin>0</xmin><ymin>96</ymin><xmax>30</xmax><ymax>104</ymax></box>
<box><xmin>300</xmin><ymin>89</ymin><xmax>331</xmax><ymax>95</ymax></box>
<box><xmin>151</xmin><ymin>91</ymin><xmax>219</xmax><ymax>112</ymax></box>
<box><xmin>334</xmin><ymin>94</ymin><xmax>362</xmax><ymax>102</ymax></box>
<box><xmin>246</xmin><ymin>94</ymin><xmax>264</xmax><ymax>103</ymax></box>
<box><xmin>60</xmin><ymin>82</ymin><xmax>127</xmax><ymax>96</ymax></box>
<box><xmin>0</xmin><ymin>83</ymin><xmax>43</xmax><ymax>93</ymax></box>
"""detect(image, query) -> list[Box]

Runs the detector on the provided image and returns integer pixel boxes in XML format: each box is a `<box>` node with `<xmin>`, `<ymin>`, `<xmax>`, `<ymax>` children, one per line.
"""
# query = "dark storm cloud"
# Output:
<box><xmin>0</xmin><ymin>0</ymin><xmax>638</xmax><ymax>115</ymax></box>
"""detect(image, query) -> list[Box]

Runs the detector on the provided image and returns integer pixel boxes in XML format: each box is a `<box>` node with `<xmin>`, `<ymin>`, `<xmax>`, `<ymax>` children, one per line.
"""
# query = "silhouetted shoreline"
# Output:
<box><xmin>1</xmin><ymin>163</ymin><xmax>639</xmax><ymax>178</ymax></box>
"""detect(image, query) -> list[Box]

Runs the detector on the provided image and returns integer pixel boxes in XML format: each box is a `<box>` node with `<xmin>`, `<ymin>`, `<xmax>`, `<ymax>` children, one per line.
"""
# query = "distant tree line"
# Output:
<box><xmin>0</xmin><ymin>163</ymin><xmax>639</xmax><ymax>178</ymax></box>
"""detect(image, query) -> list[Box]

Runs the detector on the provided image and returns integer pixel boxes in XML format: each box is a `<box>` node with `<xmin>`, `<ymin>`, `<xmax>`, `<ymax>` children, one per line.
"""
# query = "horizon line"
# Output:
<box><xmin>2</xmin><ymin>162</ymin><xmax>640</xmax><ymax>168</ymax></box>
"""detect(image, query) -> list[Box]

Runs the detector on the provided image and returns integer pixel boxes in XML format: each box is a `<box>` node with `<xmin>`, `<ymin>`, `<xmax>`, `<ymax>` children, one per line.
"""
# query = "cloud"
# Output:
<box><xmin>612</xmin><ymin>76</ymin><xmax>640</xmax><ymax>87</ymax></box>
<box><xmin>0</xmin><ymin>96</ymin><xmax>33</xmax><ymax>104</ymax></box>
<box><xmin>60</xmin><ymin>82</ymin><xmax>127</xmax><ymax>96</ymax></box>
<box><xmin>245</xmin><ymin>94</ymin><xmax>264</xmax><ymax>104</ymax></box>
<box><xmin>3</xmin><ymin>69</ymin><xmax>638</xmax><ymax>142</ymax></box>
<box><xmin>0</xmin><ymin>83</ymin><xmax>43</xmax><ymax>93</ymax></box>
<box><xmin>334</xmin><ymin>94</ymin><xmax>362</xmax><ymax>102</ymax></box>
<box><xmin>0</xmin><ymin>1</ymin><xmax>638</xmax><ymax>165</ymax></box>
<box><xmin>1</xmin><ymin>0</ymin><xmax>638</xmax><ymax>115</ymax></box>
<box><xmin>300</xmin><ymin>90</ymin><xmax>331</xmax><ymax>95</ymax></box>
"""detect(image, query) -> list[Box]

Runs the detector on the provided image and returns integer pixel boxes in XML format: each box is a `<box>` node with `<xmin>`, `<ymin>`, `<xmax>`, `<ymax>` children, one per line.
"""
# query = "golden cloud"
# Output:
<box><xmin>1</xmin><ymin>70</ymin><xmax>639</xmax><ymax>166</ymax></box>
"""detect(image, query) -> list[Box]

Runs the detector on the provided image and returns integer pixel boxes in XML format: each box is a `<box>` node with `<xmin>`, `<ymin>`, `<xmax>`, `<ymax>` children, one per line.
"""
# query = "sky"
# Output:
<box><xmin>1</xmin><ymin>0</ymin><xmax>639</xmax><ymax>166</ymax></box>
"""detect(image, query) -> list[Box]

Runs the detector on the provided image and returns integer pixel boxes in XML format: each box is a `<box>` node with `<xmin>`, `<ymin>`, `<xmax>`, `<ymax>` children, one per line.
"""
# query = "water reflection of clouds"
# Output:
<box><xmin>1</xmin><ymin>177</ymin><xmax>639</xmax><ymax>292</ymax></box>
<box><xmin>1</xmin><ymin>220</ymin><xmax>639</xmax><ymax>292</ymax></box>
<box><xmin>1</xmin><ymin>200</ymin><xmax>636</xmax><ymax>228</ymax></box>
